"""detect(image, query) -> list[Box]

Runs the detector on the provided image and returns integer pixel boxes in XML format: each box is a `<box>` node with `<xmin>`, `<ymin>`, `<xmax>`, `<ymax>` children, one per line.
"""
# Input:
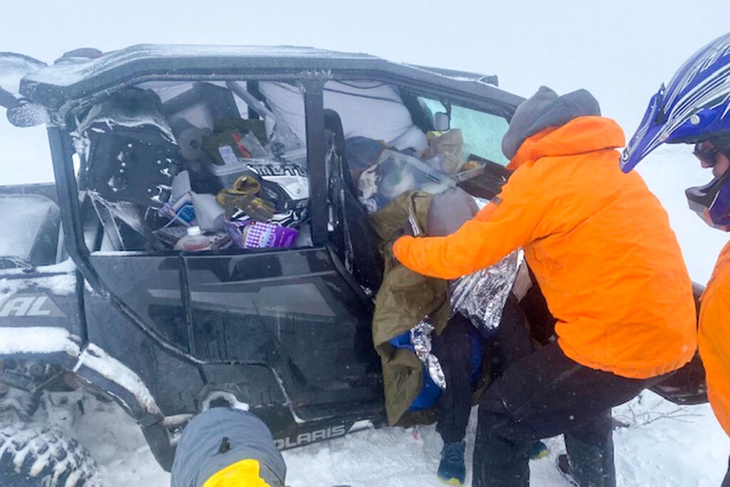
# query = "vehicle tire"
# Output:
<box><xmin>0</xmin><ymin>425</ymin><xmax>102</xmax><ymax>486</ymax></box>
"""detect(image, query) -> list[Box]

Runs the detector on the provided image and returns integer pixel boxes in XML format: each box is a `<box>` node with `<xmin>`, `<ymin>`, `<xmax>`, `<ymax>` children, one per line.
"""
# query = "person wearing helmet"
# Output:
<box><xmin>622</xmin><ymin>32</ymin><xmax>730</xmax><ymax>486</ymax></box>
<box><xmin>171</xmin><ymin>407</ymin><xmax>287</xmax><ymax>487</ymax></box>
<box><xmin>393</xmin><ymin>86</ymin><xmax>697</xmax><ymax>486</ymax></box>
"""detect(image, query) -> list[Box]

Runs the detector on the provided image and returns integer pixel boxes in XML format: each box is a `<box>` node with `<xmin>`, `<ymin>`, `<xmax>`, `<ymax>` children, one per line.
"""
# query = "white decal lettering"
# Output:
<box><xmin>0</xmin><ymin>297</ymin><xmax>35</xmax><ymax>317</ymax></box>
<box><xmin>27</xmin><ymin>297</ymin><xmax>51</xmax><ymax>316</ymax></box>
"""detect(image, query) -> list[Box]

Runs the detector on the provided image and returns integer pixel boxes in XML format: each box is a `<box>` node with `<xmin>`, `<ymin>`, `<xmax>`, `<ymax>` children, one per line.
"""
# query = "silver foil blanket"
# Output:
<box><xmin>408</xmin><ymin>251</ymin><xmax>520</xmax><ymax>391</ymax></box>
<box><xmin>450</xmin><ymin>251</ymin><xmax>520</xmax><ymax>334</ymax></box>
<box><xmin>410</xmin><ymin>320</ymin><xmax>447</xmax><ymax>390</ymax></box>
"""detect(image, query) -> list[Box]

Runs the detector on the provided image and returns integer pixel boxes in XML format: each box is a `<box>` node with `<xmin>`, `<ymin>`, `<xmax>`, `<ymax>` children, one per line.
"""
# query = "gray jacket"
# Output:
<box><xmin>170</xmin><ymin>408</ymin><xmax>286</xmax><ymax>487</ymax></box>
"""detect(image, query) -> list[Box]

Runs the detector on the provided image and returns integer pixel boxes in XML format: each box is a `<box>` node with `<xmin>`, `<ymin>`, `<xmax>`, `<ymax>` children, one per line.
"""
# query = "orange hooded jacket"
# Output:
<box><xmin>393</xmin><ymin>116</ymin><xmax>697</xmax><ymax>379</ymax></box>
<box><xmin>699</xmin><ymin>241</ymin><xmax>730</xmax><ymax>435</ymax></box>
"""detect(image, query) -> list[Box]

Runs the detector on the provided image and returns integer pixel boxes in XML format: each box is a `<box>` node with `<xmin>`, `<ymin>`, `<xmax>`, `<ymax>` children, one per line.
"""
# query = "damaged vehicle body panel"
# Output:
<box><xmin>0</xmin><ymin>45</ymin><xmax>525</xmax><ymax>471</ymax></box>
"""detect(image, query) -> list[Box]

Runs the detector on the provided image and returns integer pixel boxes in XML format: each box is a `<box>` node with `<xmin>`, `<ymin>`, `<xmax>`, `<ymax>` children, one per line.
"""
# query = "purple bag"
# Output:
<box><xmin>225</xmin><ymin>220</ymin><xmax>298</xmax><ymax>249</ymax></box>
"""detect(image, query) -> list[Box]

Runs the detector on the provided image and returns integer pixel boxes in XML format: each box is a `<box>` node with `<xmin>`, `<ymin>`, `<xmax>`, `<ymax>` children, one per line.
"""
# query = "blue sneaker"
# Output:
<box><xmin>437</xmin><ymin>441</ymin><xmax>466</xmax><ymax>485</ymax></box>
<box><xmin>530</xmin><ymin>440</ymin><xmax>550</xmax><ymax>460</ymax></box>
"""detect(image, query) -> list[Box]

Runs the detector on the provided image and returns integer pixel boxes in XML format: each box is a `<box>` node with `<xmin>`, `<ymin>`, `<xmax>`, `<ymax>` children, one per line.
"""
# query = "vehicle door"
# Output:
<box><xmin>180</xmin><ymin>80</ymin><xmax>383</xmax><ymax>421</ymax></box>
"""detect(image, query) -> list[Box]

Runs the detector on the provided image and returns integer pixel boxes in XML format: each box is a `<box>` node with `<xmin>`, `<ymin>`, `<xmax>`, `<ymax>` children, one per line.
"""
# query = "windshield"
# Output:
<box><xmin>0</xmin><ymin>126</ymin><xmax>54</xmax><ymax>185</ymax></box>
<box><xmin>0</xmin><ymin>194</ymin><xmax>57</xmax><ymax>259</ymax></box>
<box><xmin>419</xmin><ymin>97</ymin><xmax>510</xmax><ymax>166</ymax></box>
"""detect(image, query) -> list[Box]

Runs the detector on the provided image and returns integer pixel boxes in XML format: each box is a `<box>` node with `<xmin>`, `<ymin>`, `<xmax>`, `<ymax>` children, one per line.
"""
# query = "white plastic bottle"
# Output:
<box><xmin>173</xmin><ymin>226</ymin><xmax>212</xmax><ymax>251</ymax></box>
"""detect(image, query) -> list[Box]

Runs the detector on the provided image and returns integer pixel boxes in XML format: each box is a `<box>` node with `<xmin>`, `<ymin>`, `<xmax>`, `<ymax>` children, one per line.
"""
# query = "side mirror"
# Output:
<box><xmin>434</xmin><ymin>111</ymin><xmax>450</xmax><ymax>132</ymax></box>
<box><xmin>6</xmin><ymin>99</ymin><xmax>49</xmax><ymax>127</ymax></box>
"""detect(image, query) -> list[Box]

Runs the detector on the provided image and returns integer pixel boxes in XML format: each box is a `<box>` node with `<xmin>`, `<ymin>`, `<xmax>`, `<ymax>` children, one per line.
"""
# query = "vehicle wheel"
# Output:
<box><xmin>0</xmin><ymin>425</ymin><xmax>102</xmax><ymax>486</ymax></box>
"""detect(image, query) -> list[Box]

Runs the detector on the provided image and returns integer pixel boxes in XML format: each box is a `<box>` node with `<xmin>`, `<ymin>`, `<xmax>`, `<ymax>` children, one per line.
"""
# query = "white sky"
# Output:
<box><xmin>1</xmin><ymin>0</ymin><xmax>729</xmax><ymax>280</ymax></box>
<box><xmin>2</xmin><ymin>0</ymin><xmax>729</xmax><ymax>183</ymax></box>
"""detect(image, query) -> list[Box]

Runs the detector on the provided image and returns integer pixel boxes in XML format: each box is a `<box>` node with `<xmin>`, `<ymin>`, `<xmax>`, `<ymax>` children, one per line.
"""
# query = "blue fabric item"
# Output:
<box><xmin>438</xmin><ymin>441</ymin><xmax>466</xmax><ymax>485</ymax></box>
<box><xmin>389</xmin><ymin>323</ymin><xmax>483</xmax><ymax>412</ymax></box>
<box><xmin>621</xmin><ymin>32</ymin><xmax>730</xmax><ymax>172</ymax></box>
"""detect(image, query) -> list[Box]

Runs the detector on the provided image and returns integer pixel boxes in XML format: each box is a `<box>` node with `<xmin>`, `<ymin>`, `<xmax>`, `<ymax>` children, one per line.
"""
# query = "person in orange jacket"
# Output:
<box><xmin>620</xmin><ymin>32</ymin><xmax>730</xmax><ymax>487</ymax></box>
<box><xmin>393</xmin><ymin>86</ymin><xmax>697</xmax><ymax>487</ymax></box>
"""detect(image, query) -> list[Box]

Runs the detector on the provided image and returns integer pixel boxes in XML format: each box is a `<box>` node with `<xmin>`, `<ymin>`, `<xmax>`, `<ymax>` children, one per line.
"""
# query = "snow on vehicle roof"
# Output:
<box><xmin>18</xmin><ymin>44</ymin><xmax>519</xmax><ymax>113</ymax></box>
<box><xmin>23</xmin><ymin>44</ymin><xmax>377</xmax><ymax>89</ymax></box>
<box><xmin>0</xmin><ymin>52</ymin><xmax>46</xmax><ymax>95</ymax></box>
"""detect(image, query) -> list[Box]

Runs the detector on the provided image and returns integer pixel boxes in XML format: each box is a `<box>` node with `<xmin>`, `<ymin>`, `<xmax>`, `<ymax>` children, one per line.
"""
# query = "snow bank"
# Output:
<box><xmin>75</xmin><ymin>390</ymin><xmax>727</xmax><ymax>486</ymax></box>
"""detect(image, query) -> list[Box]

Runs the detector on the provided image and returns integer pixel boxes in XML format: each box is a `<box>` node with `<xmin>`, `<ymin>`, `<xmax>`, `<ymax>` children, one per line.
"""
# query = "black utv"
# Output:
<box><xmin>0</xmin><ymin>46</ymin><xmax>705</xmax><ymax>486</ymax></box>
<box><xmin>0</xmin><ymin>45</ymin><xmax>527</xmax><ymax>485</ymax></box>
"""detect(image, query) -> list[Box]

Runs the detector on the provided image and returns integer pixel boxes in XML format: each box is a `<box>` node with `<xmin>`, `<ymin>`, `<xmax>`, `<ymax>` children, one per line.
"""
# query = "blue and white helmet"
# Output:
<box><xmin>621</xmin><ymin>32</ymin><xmax>730</xmax><ymax>172</ymax></box>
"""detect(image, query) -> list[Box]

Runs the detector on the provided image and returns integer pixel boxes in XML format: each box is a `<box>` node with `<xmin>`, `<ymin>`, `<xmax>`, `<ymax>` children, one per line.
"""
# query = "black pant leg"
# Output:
<box><xmin>488</xmin><ymin>294</ymin><xmax>534</xmax><ymax>381</ymax></box>
<box><xmin>472</xmin><ymin>343</ymin><xmax>656</xmax><ymax>487</ymax></box>
<box><xmin>722</xmin><ymin>454</ymin><xmax>730</xmax><ymax>487</ymax></box>
<box><xmin>473</xmin><ymin>400</ymin><xmax>532</xmax><ymax>487</ymax></box>
<box><xmin>565</xmin><ymin>409</ymin><xmax>615</xmax><ymax>487</ymax></box>
<box><xmin>432</xmin><ymin>315</ymin><xmax>472</xmax><ymax>444</ymax></box>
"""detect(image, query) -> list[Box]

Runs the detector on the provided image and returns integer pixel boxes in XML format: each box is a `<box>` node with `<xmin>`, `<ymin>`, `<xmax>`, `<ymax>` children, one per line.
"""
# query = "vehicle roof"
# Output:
<box><xmin>19</xmin><ymin>44</ymin><xmax>523</xmax><ymax>112</ymax></box>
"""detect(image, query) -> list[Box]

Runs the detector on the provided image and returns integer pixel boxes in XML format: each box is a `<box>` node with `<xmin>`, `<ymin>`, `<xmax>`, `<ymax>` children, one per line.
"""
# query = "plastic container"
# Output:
<box><xmin>173</xmin><ymin>226</ymin><xmax>212</xmax><ymax>251</ymax></box>
<box><xmin>374</xmin><ymin>150</ymin><xmax>454</xmax><ymax>200</ymax></box>
<box><xmin>191</xmin><ymin>193</ymin><xmax>226</xmax><ymax>231</ymax></box>
<box><xmin>237</xmin><ymin>132</ymin><xmax>268</xmax><ymax>158</ymax></box>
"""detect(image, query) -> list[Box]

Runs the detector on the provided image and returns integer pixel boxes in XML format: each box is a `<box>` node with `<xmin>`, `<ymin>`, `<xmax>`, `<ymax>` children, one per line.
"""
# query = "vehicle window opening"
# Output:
<box><xmin>318</xmin><ymin>82</ymin><xmax>513</xmax><ymax>291</ymax></box>
<box><xmin>72</xmin><ymin>80</ymin><xmax>311</xmax><ymax>255</ymax></box>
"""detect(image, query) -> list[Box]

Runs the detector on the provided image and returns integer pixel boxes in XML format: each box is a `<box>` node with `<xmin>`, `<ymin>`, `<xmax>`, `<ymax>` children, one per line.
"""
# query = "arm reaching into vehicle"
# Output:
<box><xmin>392</xmin><ymin>167</ymin><xmax>546</xmax><ymax>280</ymax></box>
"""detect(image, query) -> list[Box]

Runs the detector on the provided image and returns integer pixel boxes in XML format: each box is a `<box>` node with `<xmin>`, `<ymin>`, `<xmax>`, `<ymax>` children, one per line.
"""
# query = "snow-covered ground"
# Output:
<box><xmin>74</xmin><ymin>390</ymin><xmax>728</xmax><ymax>486</ymax></box>
<box><xmin>55</xmin><ymin>144</ymin><xmax>729</xmax><ymax>486</ymax></box>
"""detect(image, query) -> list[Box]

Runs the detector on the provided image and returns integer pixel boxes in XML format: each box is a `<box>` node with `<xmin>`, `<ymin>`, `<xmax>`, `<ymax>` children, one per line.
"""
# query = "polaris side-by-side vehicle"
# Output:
<box><xmin>0</xmin><ymin>46</ymin><xmax>706</xmax><ymax>485</ymax></box>
<box><xmin>0</xmin><ymin>45</ymin><xmax>525</xmax><ymax>484</ymax></box>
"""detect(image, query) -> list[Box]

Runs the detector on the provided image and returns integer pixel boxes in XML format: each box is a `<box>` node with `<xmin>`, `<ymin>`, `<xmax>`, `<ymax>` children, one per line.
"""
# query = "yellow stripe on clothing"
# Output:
<box><xmin>203</xmin><ymin>459</ymin><xmax>270</xmax><ymax>487</ymax></box>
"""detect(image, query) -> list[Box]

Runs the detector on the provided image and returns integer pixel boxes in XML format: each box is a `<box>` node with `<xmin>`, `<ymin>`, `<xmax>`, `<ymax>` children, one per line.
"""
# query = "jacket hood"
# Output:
<box><xmin>507</xmin><ymin>116</ymin><xmax>626</xmax><ymax>170</ymax></box>
<box><xmin>502</xmin><ymin>87</ymin><xmax>602</xmax><ymax>160</ymax></box>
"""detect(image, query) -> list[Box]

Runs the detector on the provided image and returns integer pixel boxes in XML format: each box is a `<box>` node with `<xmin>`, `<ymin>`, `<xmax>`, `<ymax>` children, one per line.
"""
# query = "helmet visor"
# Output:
<box><xmin>620</xmin><ymin>87</ymin><xmax>664</xmax><ymax>172</ymax></box>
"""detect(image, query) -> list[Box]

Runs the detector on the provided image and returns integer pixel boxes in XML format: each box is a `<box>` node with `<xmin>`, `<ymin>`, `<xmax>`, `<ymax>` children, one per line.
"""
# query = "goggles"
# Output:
<box><xmin>693</xmin><ymin>144</ymin><xmax>721</xmax><ymax>167</ymax></box>
<box><xmin>693</xmin><ymin>138</ymin><xmax>730</xmax><ymax>167</ymax></box>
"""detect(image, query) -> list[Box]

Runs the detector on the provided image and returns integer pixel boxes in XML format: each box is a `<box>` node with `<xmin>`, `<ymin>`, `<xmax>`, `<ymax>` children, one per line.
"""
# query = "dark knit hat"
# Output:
<box><xmin>502</xmin><ymin>86</ymin><xmax>601</xmax><ymax>160</ymax></box>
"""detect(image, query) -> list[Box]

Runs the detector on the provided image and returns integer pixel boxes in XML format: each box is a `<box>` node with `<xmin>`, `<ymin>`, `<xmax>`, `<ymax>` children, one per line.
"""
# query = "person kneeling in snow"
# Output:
<box><xmin>171</xmin><ymin>407</ymin><xmax>286</xmax><ymax>487</ymax></box>
<box><xmin>393</xmin><ymin>86</ymin><xmax>697</xmax><ymax>487</ymax></box>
